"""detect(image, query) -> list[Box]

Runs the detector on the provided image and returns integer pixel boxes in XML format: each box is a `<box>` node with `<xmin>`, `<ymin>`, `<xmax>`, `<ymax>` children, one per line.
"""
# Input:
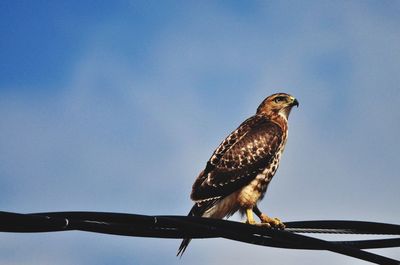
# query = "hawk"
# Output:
<box><xmin>177</xmin><ymin>93</ymin><xmax>299</xmax><ymax>256</ymax></box>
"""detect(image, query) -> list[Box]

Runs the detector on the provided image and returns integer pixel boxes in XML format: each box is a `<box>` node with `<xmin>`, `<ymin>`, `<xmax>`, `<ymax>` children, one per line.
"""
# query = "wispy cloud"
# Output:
<box><xmin>0</xmin><ymin>1</ymin><xmax>399</xmax><ymax>264</ymax></box>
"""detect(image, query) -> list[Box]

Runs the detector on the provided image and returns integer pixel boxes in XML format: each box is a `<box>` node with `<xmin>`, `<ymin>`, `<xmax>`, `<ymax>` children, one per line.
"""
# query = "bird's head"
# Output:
<box><xmin>256</xmin><ymin>93</ymin><xmax>299</xmax><ymax>119</ymax></box>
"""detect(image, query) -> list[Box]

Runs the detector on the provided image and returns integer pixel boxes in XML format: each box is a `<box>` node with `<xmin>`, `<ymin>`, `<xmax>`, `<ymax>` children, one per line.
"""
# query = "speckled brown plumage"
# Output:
<box><xmin>178</xmin><ymin>93</ymin><xmax>298</xmax><ymax>256</ymax></box>
<box><xmin>190</xmin><ymin>115</ymin><xmax>283</xmax><ymax>203</ymax></box>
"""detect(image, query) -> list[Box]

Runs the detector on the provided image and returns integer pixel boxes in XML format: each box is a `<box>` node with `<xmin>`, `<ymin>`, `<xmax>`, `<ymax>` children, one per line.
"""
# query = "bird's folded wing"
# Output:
<box><xmin>191</xmin><ymin>115</ymin><xmax>283</xmax><ymax>202</ymax></box>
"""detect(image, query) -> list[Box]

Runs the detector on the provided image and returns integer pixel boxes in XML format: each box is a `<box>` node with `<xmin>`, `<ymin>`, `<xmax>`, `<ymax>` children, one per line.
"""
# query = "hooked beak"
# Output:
<box><xmin>290</xmin><ymin>97</ymin><xmax>299</xmax><ymax>108</ymax></box>
<box><xmin>293</xmin><ymin>98</ymin><xmax>299</xmax><ymax>107</ymax></box>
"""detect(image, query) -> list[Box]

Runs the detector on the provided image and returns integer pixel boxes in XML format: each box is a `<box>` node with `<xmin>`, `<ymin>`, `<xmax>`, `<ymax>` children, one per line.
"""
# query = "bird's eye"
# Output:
<box><xmin>274</xmin><ymin>96</ymin><xmax>285</xmax><ymax>103</ymax></box>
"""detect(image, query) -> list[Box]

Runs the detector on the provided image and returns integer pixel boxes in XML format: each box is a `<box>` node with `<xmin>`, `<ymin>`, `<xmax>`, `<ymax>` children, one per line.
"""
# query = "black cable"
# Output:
<box><xmin>1</xmin><ymin>211</ymin><xmax>399</xmax><ymax>265</ymax></box>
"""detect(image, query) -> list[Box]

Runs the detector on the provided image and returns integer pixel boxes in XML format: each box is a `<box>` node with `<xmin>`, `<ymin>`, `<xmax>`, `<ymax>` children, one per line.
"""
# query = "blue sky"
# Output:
<box><xmin>1</xmin><ymin>1</ymin><xmax>400</xmax><ymax>264</ymax></box>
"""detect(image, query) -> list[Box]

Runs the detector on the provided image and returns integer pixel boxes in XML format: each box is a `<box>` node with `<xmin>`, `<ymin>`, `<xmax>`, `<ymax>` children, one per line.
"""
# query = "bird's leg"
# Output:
<box><xmin>245</xmin><ymin>208</ymin><xmax>256</xmax><ymax>224</ymax></box>
<box><xmin>253</xmin><ymin>205</ymin><xmax>285</xmax><ymax>229</ymax></box>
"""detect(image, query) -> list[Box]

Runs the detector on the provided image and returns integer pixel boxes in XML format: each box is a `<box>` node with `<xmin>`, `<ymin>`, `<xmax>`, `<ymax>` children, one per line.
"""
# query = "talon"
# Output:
<box><xmin>259</xmin><ymin>214</ymin><xmax>285</xmax><ymax>229</ymax></box>
<box><xmin>255</xmin><ymin>222</ymin><xmax>271</xmax><ymax>228</ymax></box>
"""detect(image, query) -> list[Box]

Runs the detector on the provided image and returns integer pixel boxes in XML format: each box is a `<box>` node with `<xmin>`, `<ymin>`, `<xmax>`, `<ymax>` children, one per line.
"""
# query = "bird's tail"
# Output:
<box><xmin>176</xmin><ymin>204</ymin><xmax>199</xmax><ymax>257</ymax></box>
<box><xmin>177</xmin><ymin>237</ymin><xmax>192</xmax><ymax>257</ymax></box>
<box><xmin>177</xmin><ymin>202</ymin><xmax>211</xmax><ymax>257</ymax></box>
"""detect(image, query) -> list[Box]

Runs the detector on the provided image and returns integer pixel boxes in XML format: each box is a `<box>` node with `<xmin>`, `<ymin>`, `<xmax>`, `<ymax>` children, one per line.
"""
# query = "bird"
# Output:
<box><xmin>177</xmin><ymin>93</ymin><xmax>299</xmax><ymax>256</ymax></box>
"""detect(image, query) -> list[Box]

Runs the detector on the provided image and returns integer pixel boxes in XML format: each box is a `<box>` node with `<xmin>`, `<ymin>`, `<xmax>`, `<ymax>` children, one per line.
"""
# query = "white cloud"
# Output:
<box><xmin>0</xmin><ymin>1</ymin><xmax>399</xmax><ymax>264</ymax></box>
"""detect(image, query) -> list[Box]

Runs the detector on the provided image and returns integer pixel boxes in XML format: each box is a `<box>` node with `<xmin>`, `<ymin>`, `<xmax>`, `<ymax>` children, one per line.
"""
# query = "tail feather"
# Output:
<box><xmin>177</xmin><ymin>238</ymin><xmax>192</xmax><ymax>257</ymax></box>
<box><xmin>177</xmin><ymin>201</ymin><xmax>216</xmax><ymax>257</ymax></box>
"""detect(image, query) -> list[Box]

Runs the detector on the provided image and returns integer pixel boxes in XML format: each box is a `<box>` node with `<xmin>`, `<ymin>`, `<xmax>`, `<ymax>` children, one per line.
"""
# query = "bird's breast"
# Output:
<box><xmin>237</xmin><ymin>152</ymin><xmax>282</xmax><ymax>208</ymax></box>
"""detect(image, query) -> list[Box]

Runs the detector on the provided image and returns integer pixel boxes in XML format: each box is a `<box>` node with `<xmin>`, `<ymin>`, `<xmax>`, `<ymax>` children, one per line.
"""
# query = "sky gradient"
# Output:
<box><xmin>1</xmin><ymin>1</ymin><xmax>400</xmax><ymax>264</ymax></box>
